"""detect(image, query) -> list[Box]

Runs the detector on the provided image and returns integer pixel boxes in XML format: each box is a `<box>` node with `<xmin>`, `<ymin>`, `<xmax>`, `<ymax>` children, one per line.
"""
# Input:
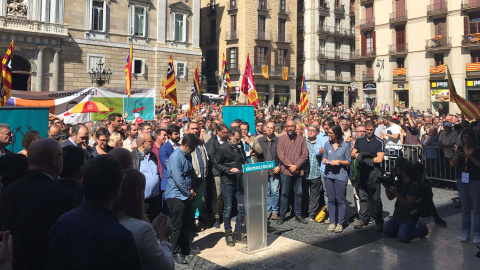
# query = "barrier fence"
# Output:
<box><xmin>381</xmin><ymin>144</ymin><xmax>457</xmax><ymax>183</ymax></box>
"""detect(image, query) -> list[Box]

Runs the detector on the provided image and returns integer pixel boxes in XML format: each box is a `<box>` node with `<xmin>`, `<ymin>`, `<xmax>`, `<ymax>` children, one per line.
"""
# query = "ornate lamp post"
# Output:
<box><xmin>87</xmin><ymin>59</ymin><xmax>112</xmax><ymax>87</ymax></box>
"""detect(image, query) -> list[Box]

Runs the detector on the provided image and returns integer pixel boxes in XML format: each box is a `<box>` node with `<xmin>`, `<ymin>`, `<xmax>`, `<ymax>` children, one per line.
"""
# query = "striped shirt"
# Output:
<box><xmin>277</xmin><ymin>134</ymin><xmax>309</xmax><ymax>176</ymax></box>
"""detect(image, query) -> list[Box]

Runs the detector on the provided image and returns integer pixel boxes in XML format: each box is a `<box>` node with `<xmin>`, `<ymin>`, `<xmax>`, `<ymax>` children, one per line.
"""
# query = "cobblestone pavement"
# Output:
<box><xmin>175</xmin><ymin>184</ymin><xmax>460</xmax><ymax>269</ymax></box>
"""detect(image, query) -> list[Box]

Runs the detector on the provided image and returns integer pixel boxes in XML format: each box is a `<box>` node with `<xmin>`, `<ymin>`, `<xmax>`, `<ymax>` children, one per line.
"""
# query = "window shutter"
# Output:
<box><xmin>464</xmin><ymin>16</ymin><xmax>470</xmax><ymax>36</ymax></box>
<box><xmin>274</xmin><ymin>48</ymin><xmax>278</xmax><ymax>66</ymax></box>
<box><xmin>171</xmin><ymin>12</ymin><xmax>175</xmax><ymax>40</ymax></box>
<box><xmin>361</xmin><ymin>33</ymin><xmax>366</xmax><ymax>55</ymax></box>
<box><xmin>227</xmin><ymin>48</ymin><xmax>231</xmax><ymax>68</ymax></box>
<box><xmin>184</xmin><ymin>14</ymin><xmax>188</xmax><ymax>42</ymax></box>
<box><xmin>286</xmin><ymin>49</ymin><xmax>290</xmax><ymax>67</ymax></box>
<box><xmin>373</xmin><ymin>31</ymin><xmax>376</xmax><ymax>53</ymax></box>
<box><xmin>144</xmin><ymin>8</ymin><xmax>148</xmax><ymax>37</ymax></box>
<box><xmin>86</xmin><ymin>0</ymin><xmax>92</xmax><ymax>30</ymax></box>
<box><xmin>235</xmin><ymin>47</ymin><xmax>239</xmax><ymax>70</ymax></box>
<box><xmin>254</xmin><ymin>46</ymin><xmax>259</xmax><ymax>65</ymax></box>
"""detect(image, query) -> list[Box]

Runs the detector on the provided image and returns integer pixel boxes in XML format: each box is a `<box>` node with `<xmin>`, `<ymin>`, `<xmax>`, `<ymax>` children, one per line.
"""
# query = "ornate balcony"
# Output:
<box><xmin>334</xmin><ymin>5</ymin><xmax>346</xmax><ymax>17</ymax></box>
<box><xmin>359</xmin><ymin>18</ymin><xmax>375</xmax><ymax>31</ymax></box>
<box><xmin>461</xmin><ymin>0</ymin><xmax>480</xmax><ymax>13</ymax></box>
<box><xmin>389</xmin><ymin>11</ymin><xmax>408</xmax><ymax>25</ymax></box>
<box><xmin>276</xmin><ymin>34</ymin><xmax>292</xmax><ymax>43</ymax></box>
<box><xmin>354</xmin><ymin>49</ymin><xmax>377</xmax><ymax>59</ymax></box>
<box><xmin>255</xmin><ymin>31</ymin><xmax>272</xmax><ymax>41</ymax></box>
<box><xmin>462</xmin><ymin>34</ymin><xmax>480</xmax><ymax>49</ymax></box>
<box><xmin>317</xmin><ymin>25</ymin><xmax>354</xmax><ymax>38</ymax></box>
<box><xmin>252</xmin><ymin>64</ymin><xmax>271</xmax><ymax>76</ymax></box>
<box><xmin>318</xmin><ymin>1</ymin><xmax>330</xmax><ymax>16</ymax></box>
<box><xmin>427</xmin><ymin>1</ymin><xmax>448</xmax><ymax>18</ymax></box>
<box><xmin>272</xmin><ymin>66</ymin><xmax>295</xmax><ymax>77</ymax></box>
<box><xmin>425</xmin><ymin>36</ymin><xmax>452</xmax><ymax>52</ymax></box>
<box><xmin>388</xmin><ymin>43</ymin><xmax>408</xmax><ymax>56</ymax></box>
<box><xmin>0</xmin><ymin>16</ymin><xmax>68</xmax><ymax>36</ymax></box>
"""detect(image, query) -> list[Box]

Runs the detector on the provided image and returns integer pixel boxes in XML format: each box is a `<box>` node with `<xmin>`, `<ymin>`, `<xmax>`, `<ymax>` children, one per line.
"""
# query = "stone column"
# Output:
<box><xmin>36</xmin><ymin>46</ymin><xmax>45</xmax><ymax>92</ymax></box>
<box><xmin>52</xmin><ymin>47</ymin><xmax>61</xmax><ymax>91</ymax></box>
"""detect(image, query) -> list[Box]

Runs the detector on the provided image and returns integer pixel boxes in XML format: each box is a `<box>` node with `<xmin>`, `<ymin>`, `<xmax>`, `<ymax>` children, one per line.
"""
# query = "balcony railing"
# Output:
<box><xmin>225</xmin><ymin>30</ymin><xmax>239</xmax><ymax>40</ymax></box>
<box><xmin>317</xmin><ymin>25</ymin><xmax>355</xmax><ymax>37</ymax></box>
<box><xmin>388</xmin><ymin>43</ymin><xmax>408</xmax><ymax>55</ymax></box>
<box><xmin>359</xmin><ymin>18</ymin><xmax>375</xmax><ymax>30</ymax></box>
<box><xmin>360</xmin><ymin>0</ymin><xmax>374</xmax><ymax>5</ymax></box>
<box><xmin>276</xmin><ymin>34</ymin><xmax>292</xmax><ymax>43</ymax></box>
<box><xmin>425</xmin><ymin>37</ymin><xmax>452</xmax><ymax>51</ymax></box>
<box><xmin>317</xmin><ymin>50</ymin><xmax>327</xmax><ymax>61</ymax></box>
<box><xmin>252</xmin><ymin>64</ymin><xmax>271</xmax><ymax>76</ymax></box>
<box><xmin>427</xmin><ymin>1</ymin><xmax>448</xmax><ymax>17</ymax></box>
<box><xmin>334</xmin><ymin>5</ymin><xmax>345</xmax><ymax>16</ymax></box>
<box><xmin>0</xmin><ymin>16</ymin><xmax>68</xmax><ymax>36</ymax></box>
<box><xmin>363</xmin><ymin>71</ymin><xmax>374</xmax><ymax>81</ymax></box>
<box><xmin>272</xmin><ymin>66</ymin><xmax>295</xmax><ymax>77</ymax></box>
<box><xmin>255</xmin><ymin>31</ymin><xmax>272</xmax><ymax>40</ymax></box>
<box><xmin>461</xmin><ymin>0</ymin><xmax>480</xmax><ymax>12</ymax></box>
<box><xmin>258</xmin><ymin>1</ymin><xmax>269</xmax><ymax>11</ymax></box>
<box><xmin>319</xmin><ymin>1</ymin><xmax>330</xmax><ymax>15</ymax></box>
<box><xmin>389</xmin><ymin>10</ymin><xmax>407</xmax><ymax>25</ymax></box>
<box><xmin>356</xmin><ymin>48</ymin><xmax>377</xmax><ymax>58</ymax></box>
<box><xmin>462</xmin><ymin>34</ymin><xmax>480</xmax><ymax>47</ymax></box>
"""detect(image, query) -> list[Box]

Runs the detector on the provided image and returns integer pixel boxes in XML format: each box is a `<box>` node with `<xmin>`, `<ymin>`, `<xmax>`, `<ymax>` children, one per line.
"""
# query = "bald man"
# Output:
<box><xmin>108</xmin><ymin>147</ymin><xmax>134</xmax><ymax>170</ymax></box>
<box><xmin>0</xmin><ymin>139</ymin><xmax>75</xmax><ymax>270</ymax></box>
<box><xmin>48</xmin><ymin>124</ymin><xmax>61</xmax><ymax>140</ymax></box>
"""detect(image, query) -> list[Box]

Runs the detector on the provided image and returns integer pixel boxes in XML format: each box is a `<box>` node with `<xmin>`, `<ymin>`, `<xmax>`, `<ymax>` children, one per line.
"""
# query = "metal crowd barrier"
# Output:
<box><xmin>381</xmin><ymin>144</ymin><xmax>456</xmax><ymax>183</ymax></box>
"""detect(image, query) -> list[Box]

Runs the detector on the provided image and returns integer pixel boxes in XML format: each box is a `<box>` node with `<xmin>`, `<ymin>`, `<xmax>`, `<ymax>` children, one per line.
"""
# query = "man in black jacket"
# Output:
<box><xmin>213</xmin><ymin>127</ymin><xmax>247</xmax><ymax>247</ymax></box>
<box><xmin>132</xmin><ymin>133</ymin><xmax>161</xmax><ymax>220</ymax></box>
<box><xmin>0</xmin><ymin>138</ymin><xmax>75</xmax><ymax>270</ymax></box>
<box><xmin>205</xmin><ymin>123</ymin><xmax>229</xmax><ymax>228</ymax></box>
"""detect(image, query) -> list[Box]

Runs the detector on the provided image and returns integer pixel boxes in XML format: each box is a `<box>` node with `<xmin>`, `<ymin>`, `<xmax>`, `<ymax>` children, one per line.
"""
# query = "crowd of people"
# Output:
<box><xmin>0</xmin><ymin>101</ymin><xmax>479</xmax><ymax>269</ymax></box>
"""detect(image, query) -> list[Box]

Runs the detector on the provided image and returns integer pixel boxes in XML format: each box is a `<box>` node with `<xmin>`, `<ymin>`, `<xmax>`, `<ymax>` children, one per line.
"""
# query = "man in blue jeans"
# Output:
<box><xmin>276</xmin><ymin>120</ymin><xmax>309</xmax><ymax>225</ymax></box>
<box><xmin>258</xmin><ymin>122</ymin><xmax>281</xmax><ymax>220</ymax></box>
<box><xmin>383</xmin><ymin>158</ymin><xmax>428</xmax><ymax>242</ymax></box>
<box><xmin>213</xmin><ymin>127</ymin><xmax>247</xmax><ymax>247</ymax></box>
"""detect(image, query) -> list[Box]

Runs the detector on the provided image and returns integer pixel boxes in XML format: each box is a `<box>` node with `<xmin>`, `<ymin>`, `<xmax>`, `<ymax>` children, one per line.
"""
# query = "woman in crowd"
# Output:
<box><xmin>108</xmin><ymin>132</ymin><xmax>124</xmax><ymax>149</ymax></box>
<box><xmin>18</xmin><ymin>130</ymin><xmax>40</xmax><ymax>156</ymax></box>
<box><xmin>113</xmin><ymin>169</ymin><xmax>174</xmax><ymax>270</ymax></box>
<box><xmin>453</xmin><ymin>128</ymin><xmax>480</xmax><ymax>244</ymax></box>
<box><xmin>322</xmin><ymin>125</ymin><xmax>351</xmax><ymax>233</ymax></box>
<box><xmin>92</xmin><ymin>127</ymin><xmax>112</xmax><ymax>157</ymax></box>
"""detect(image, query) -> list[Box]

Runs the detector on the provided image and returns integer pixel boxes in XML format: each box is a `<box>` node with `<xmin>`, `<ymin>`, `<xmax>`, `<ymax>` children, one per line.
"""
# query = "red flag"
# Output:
<box><xmin>240</xmin><ymin>54</ymin><xmax>259</xmax><ymax>106</ymax></box>
<box><xmin>125</xmin><ymin>43</ymin><xmax>133</xmax><ymax>97</ymax></box>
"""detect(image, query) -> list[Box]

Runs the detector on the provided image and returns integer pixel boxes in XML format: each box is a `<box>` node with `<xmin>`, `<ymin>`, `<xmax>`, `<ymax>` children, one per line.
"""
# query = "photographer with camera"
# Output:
<box><xmin>383</xmin><ymin>158</ymin><xmax>428</xmax><ymax>243</ymax></box>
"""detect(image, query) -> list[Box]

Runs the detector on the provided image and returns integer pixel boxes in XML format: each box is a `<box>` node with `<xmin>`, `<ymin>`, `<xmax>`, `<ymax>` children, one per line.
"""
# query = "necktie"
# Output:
<box><xmin>195</xmin><ymin>147</ymin><xmax>204</xmax><ymax>179</ymax></box>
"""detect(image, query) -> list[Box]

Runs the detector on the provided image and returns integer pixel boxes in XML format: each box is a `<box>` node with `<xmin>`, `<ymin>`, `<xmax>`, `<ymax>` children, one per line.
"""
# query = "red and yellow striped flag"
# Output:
<box><xmin>466</xmin><ymin>63</ymin><xmax>480</xmax><ymax>72</ymax></box>
<box><xmin>1</xmin><ymin>40</ymin><xmax>13</xmax><ymax>106</ymax></box>
<box><xmin>125</xmin><ymin>43</ymin><xmax>133</xmax><ymax>97</ymax></box>
<box><xmin>447</xmin><ymin>66</ymin><xmax>480</xmax><ymax>120</ymax></box>
<box><xmin>165</xmin><ymin>53</ymin><xmax>178</xmax><ymax>107</ymax></box>
<box><xmin>299</xmin><ymin>73</ymin><xmax>309</xmax><ymax>113</ymax></box>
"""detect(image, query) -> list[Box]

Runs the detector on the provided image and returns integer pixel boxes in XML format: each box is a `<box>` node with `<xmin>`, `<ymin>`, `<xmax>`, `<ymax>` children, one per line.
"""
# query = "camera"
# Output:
<box><xmin>378</xmin><ymin>171</ymin><xmax>396</xmax><ymax>187</ymax></box>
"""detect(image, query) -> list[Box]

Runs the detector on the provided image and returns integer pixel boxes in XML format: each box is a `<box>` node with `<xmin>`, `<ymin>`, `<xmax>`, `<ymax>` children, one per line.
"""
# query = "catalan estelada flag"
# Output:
<box><xmin>188</xmin><ymin>59</ymin><xmax>201</xmax><ymax>117</ymax></box>
<box><xmin>299</xmin><ymin>74</ymin><xmax>309</xmax><ymax>113</ymax></box>
<box><xmin>222</xmin><ymin>53</ymin><xmax>232</xmax><ymax>105</ymax></box>
<box><xmin>1</xmin><ymin>41</ymin><xmax>13</xmax><ymax>106</ymax></box>
<box><xmin>125</xmin><ymin>43</ymin><xmax>133</xmax><ymax>97</ymax></box>
<box><xmin>447</xmin><ymin>66</ymin><xmax>480</xmax><ymax>120</ymax></box>
<box><xmin>165</xmin><ymin>53</ymin><xmax>178</xmax><ymax>107</ymax></box>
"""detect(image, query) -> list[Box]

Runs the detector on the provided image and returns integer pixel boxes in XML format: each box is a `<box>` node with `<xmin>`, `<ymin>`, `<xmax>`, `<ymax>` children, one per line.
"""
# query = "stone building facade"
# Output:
<box><xmin>0</xmin><ymin>0</ymin><xmax>202</xmax><ymax>105</ymax></box>
<box><xmin>200</xmin><ymin>0</ymin><xmax>297</xmax><ymax>106</ymax></box>
<box><xmin>300</xmin><ymin>0</ymin><xmax>357</xmax><ymax>108</ymax></box>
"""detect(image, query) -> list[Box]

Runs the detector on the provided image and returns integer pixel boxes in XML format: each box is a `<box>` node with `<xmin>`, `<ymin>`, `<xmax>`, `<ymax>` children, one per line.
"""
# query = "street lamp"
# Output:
<box><xmin>376</xmin><ymin>59</ymin><xmax>384</xmax><ymax>70</ymax></box>
<box><xmin>88</xmin><ymin>59</ymin><xmax>112</xmax><ymax>87</ymax></box>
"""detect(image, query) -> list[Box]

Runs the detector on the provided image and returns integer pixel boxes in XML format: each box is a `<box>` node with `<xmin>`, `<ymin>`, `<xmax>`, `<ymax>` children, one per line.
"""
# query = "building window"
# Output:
<box><xmin>434</xmin><ymin>54</ymin><xmax>444</xmax><ymax>66</ymax></box>
<box><xmin>175</xmin><ymin>61</ymin><xmax>186</xmax><ymax>78</ymax></box>
<box><xmin>320</xmin><ymin>64</ymin><xmax>326</xmax><ymax>74</ymax></box>
<box><xmin>335</xmin><ymin>19</ymin><xmax>341</xmax><ymax>32</ymax></box>
<box><xmin>259</xmin><ymin>0</ymin><xmax>267</xmax><ymax>10</ymax></box>
<box><xmin>350</xmin><ymin>64</ymin><xmax>355</xmax><ymax>77</ymax></box>
<box><xmin>320</xmin><ymin>39</ymin><xmax>325</xmax><ymax>53</ymax></box>
<box><xmin>174</xmin><ymin>14</ymin><xmax>184</xmax><ymax>41</ymax></box>
<box><xmin>320</xmin><ymin>16</ymin><xmax>325</xmax><ymax>29</ymax></box>
<box><xmin>230</xmin><ymin>0</ymin><xmax>237</xmax><ymax>9</ymax></box>
<box><xmin>472</xmin><ymin>51</ymin><xmax>480</xmax><ymax>63</ymax></box>
<box><xmin>280</xmin><ymin>0</ymin><xmax>286</xmax><ymax>12</ymax></box>
<box><xmin>396</xmin><ymin>57</ymin><xmax>405</xmax><ymax>68</ymax></box>
<box><xmin>335</xmin><ymin>65</ymin><xmax>341</xmax><ymax>77</ymax></box>
<box><xmin>470</xmin><ymin>16</ymin><xmax>480</xmax><ymax>33</ymax></box>
<box><xmin>130</xmin><ymin>6</ymin><xmax>147</xmax><ymax>37</ymax></box>
<box><xmin>276</xmin><ymin>49</ymin><xmax>287</xmax><ymax>66</ymax></box>
<box><xmin>278</xmin><ymin>19</ymin><xmax>286</xmax><ymax>41</ymax></box>
<box><xmin>230</xmin><ymin>14</ymin><xmax>237</xmax><ymax>38</ymax></box>
<box><xmin>87</xmin><ymin>54</ymin><xmax>105</xmax><ymax>72</ymax></box>
<box><xmin>298</xmin><ymin>17</ymin><xmax>304</xmax><ymax>32</ymax></box>
<box><xmin>227</xmin><ymin>47</ymin><xmax>238</xmax><ymax>70</ymax></box>
<box><xmin>350</xmin><ymin>21</ymin><xmax>355</xmax><ymax>34</ymax></box>
<box><xmin>335</xmin><ymin>42</ymin><xmax>341</xmax><ymax>56</ymax></box>
<box><xmin>132</xmin><ymin>59</ymin><xmax>145</xmax><ymax>75</ymax></box>
<box><xmin>255</xmin><ymin>47</ymin><xmax>269</xmax><ymax>65</ymax></box>
<box><xmin>366</xmin><ymin>32</ymin><xmax>374</xmax><ymax>54</ymax></box>
<box><xmin>92</xmin><ymin>1</ymin><xmax>105</xmax><ymax>31</ymax></box>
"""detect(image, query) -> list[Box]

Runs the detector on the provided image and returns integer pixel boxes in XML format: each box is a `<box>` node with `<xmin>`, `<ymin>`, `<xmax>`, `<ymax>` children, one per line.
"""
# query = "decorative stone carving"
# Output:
<box><xmin>7</xmin><ymin>0</ymin><xmax>28</xmax><ymax>17</ymax></box>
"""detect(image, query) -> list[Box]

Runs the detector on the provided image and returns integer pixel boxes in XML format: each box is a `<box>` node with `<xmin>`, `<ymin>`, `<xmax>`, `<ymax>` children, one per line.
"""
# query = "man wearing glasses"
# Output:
<box><xmin>61</xmin><ymin>124</ymin><xmax>94</xmax><ymax>160</ymax></box>
<box><xmin>351</xmin><ymin>121</ymin><xmax>385</xmax><ymax>231</ymax></box>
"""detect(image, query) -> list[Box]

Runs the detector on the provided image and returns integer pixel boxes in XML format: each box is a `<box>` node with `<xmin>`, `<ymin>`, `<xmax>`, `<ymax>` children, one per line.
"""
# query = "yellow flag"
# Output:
<box><xmin>262</xmin><ymin>65</ymin><xmax>269</xmax><ymax>79</ymax></box>
<box><xmin>282</xmin><ymin>67</ymin><xmax>288</xmax><ymax>80</ymax></box>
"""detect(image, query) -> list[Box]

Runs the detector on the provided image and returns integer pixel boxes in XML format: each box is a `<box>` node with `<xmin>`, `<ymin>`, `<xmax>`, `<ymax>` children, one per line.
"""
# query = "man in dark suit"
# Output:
<box><xmin>159</xmin><ymin>124</ymin><xmax>181</xmax><ymax>214</ymax></box>
<box><xmin>56</xmin><ymin>145</ymin><xmax>86</xmax><ymax>207</ymax></box>
<box><xmin>0</xmin><ymin>123</ymin><xmax>13</xmax><ymax>156</ymax></box>
<box><xmin>0</xmin><ymin>138</ymin><xmax>75</xmax><ymax>270</ymax></box>
<box><xmin>61</xmin><ymin>124</ymin><xmax>94</xmax><ymax>160</ymax></box>
<box><xmin>47</xmin><ymin>155</ymin><xmax>141</xmax><ymax>270</ymax></box>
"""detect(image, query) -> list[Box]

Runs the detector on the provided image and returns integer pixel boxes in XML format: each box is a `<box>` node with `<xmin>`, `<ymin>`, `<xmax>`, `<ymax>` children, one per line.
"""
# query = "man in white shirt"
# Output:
<box><xmin>382</xmin><ymin>116</ymin><xmax>402</xmax><ymax>155</ymax></box>
<box><xmin>123</xmin><ymin>124</ymin><xmax>138</xmax><ymax>151</ymax></box>
<box><xmin>438</xmin><ymin>121</ymin><xmax>458</xmax><ymax>180</ymax></box>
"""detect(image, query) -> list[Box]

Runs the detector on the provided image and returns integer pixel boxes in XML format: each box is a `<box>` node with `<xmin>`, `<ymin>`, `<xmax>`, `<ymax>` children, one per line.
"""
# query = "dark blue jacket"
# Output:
<box><xmin>47</xmin><ymin>201</ymin><xmax>141</xmax><ymax>270</ymax></box>
<box><xmin>159</xmin><ymin>141</ymin><xmax>175</xmax><ymax>191</ymax></box>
